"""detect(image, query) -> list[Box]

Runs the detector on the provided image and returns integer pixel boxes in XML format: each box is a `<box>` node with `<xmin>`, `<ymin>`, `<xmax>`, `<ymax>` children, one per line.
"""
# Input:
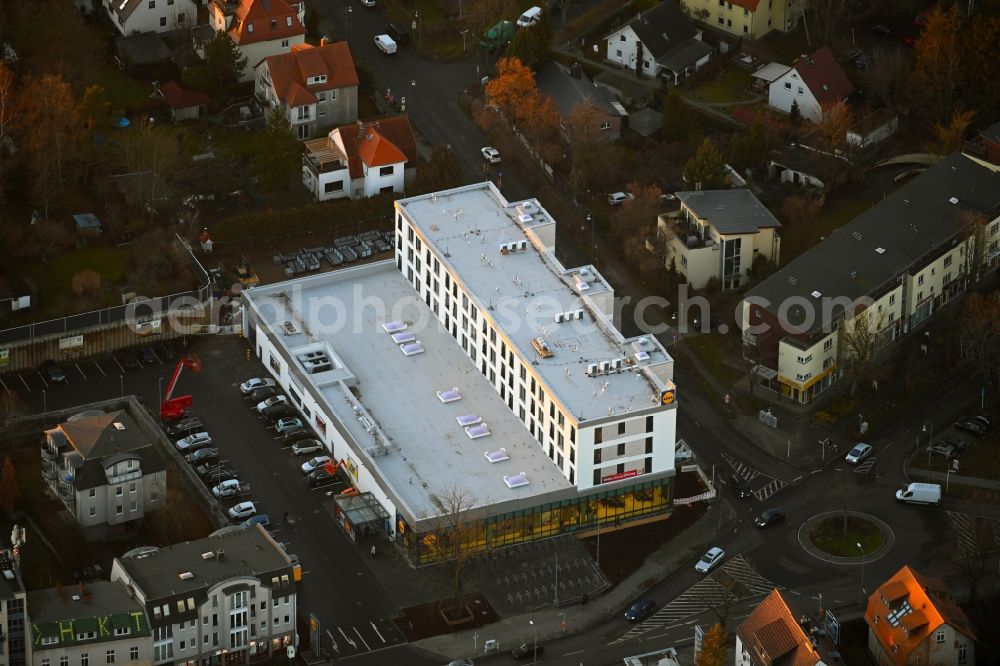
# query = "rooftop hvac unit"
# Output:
<box><xmin>554</xmin><ymin>313</ymin><xmax>565</xmax><ymax>323</ymax></box>
<box><xmin>573</xmin><ymin>309</ymin><xmax>584</xmax><ymax>320</ymax></box>
<box><xmin>518</xmin><ymin>240</ymin><xmax>528</xmax><ymax>250</ymax></box>
<box><xmin>586</xmin><ymin>363</ymin><xmax>599</xmax><ymax>376</ymax></box>
<box><xmin>599</xmin><ymin>361</ymin><xmax>611</xmax><ymax>374</ymax></box>
<box><xmin>612</xmin><ymin>358</ymin><xmax>624</xmax><ymax>371</ymax></box>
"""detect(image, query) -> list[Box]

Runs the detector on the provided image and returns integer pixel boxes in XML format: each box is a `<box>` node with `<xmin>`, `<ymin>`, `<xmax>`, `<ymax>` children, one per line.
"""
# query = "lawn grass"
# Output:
<box><xmin>682</xmin><ymin>334</ymin><xmax>744</xmax><ymax>389</ymax></box>
<box><xmin>909</xmin><ymin>431</ymin><xmax>1000</xmax><ymax>479</ymax></box>
<box><xmin>16</xmin><ymin>246</ymin><xmax>130</xmax><ymax>318</ymax></box>
<box><xmin>688</xmin><ymin>64</ymin><xmax>754</xmax><ymax>104</ymax></box>
<box><xmin>808</xmin><ymin>515</ymin><xmax>884</xmax><ymax>557</ymax></box>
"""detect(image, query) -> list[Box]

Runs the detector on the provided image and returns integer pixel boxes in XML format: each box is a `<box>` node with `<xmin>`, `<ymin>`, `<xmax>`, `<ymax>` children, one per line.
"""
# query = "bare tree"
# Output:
<box><xmin>838</xmin><ymin>304</ymin><xmax>886</xmax><ymax>397</ymax></box>
<box><xmin>432</xmin><ymin>485</ymin><xmax>478</xmax><ymax>607</ymax></box>
<box><xmin>0</xmin><ymin>62</ymin><xmax>19</xmax><ymax>176</ymax></box>
<box><xmin>861</xmin><ymin>48</ymin><xmax>914</xmax><ymax>113</ymax></box>
<box><xmin>951</xmin><ymin>516</ymin><xmax>999</xmax><ymax>604</ymax></box>
<box><xmin>112</xmin><ymin>118</ymin><xmax>182</xmax><ymax>213</ymax></box>
<box><xmin>803</xmin><ymin>0</ymin><xmax>847</xmax><ymax>45</ymax></box>
<box><xmin>959</xmin><ymin>212</ymin><xmax>988</xmax><ymax>287</ymax></box>
<box><xmin>960</xmin><ymin>294</ymin><xmax>1000</xmax><ymax>387</ymax></box>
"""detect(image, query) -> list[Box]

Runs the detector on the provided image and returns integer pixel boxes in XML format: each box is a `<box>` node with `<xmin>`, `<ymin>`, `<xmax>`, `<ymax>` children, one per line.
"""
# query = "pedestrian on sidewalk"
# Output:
<box><xmin>370</xmin><ymin>545</ymin><xmax>376</xmax><ymax>558</ymax></box>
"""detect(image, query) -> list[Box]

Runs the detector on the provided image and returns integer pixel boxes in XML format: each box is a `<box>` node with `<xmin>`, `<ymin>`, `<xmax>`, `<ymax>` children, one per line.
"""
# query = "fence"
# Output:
<box><xmin>0</xmin><ymin>235</ymin><xmax>214</xmax><ymax>371</ymax></box>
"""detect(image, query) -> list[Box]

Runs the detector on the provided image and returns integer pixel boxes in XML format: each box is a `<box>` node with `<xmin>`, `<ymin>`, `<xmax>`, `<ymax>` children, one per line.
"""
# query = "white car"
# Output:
<box><xmin>695</xmin><ymin>546</ymin><xmax>725</xmax><ymax>573</ymax></box>
<box><xmin>291</xmin><ymin>439</ymin><xmax>325</xmax><ymax>456</ymax></box>
<box><xmin>360</xmin><ymin>0</ymin><xmax>375</xmax><ymax>6</ymax></box>
<box><xmin>228</xmin><ymin>501</ymin><xmax>256</xmax><ymax>522</ymax></box>
<box><xmin>374</xmin><ymin>34</ymin><xmax>397</xmax><ymax>55</ymax></box>
<box><xmin>608</xmin><ymin>191</ymin><xmax>635</xmax><ymax>206</ymax></box>
<box><xmin>481</xmin><ymin>146</ymin><xmax>501</xmax><ymax>163</ymax></box>
<box><xmin>845</xmin><ymin>443</ymin><xmax>872</xmax><ymax>464</ymax></box>
<box><xmin>301</xmin><ymin>456</ymin><xmax>333</xmax><ymax>474</ymax></box>
<box><xmin>240</xmin><ymin>377</ymin><xmax>276</xmax><ymax>394</ymax></box>
<box><xmin>256</xmin><ymin>395</ymin><xmax>288</xmax><ymax>412</ymax></box>
<box><xmin>212</xmin><ymin>479</ymin><xmax>241</xmax><ymax>499</ymax></box>
<box><xmin>175</xmin><ymin>432</ymin><xmax>212</xmax><ymax>452</ymax></box>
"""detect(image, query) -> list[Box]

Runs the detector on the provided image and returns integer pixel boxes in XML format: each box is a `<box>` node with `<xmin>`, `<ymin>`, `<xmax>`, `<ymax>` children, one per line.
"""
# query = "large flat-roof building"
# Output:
<box><xmin>242</xmin><ymin>182</ymin><xmax>679</xmax><ymax>564</ymax></box>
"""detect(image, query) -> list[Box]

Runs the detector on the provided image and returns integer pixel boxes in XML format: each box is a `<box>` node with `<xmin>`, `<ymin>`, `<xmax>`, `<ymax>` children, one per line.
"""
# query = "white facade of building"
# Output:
<box><xmin>104</xmin><ymin>0</ymin><xmax>198</xmax><ymax>36</ymax></box>
<box><xmin>768</xmin><ymin>67</ymin><xmax>823</xmax><ymax>122</ymax></box>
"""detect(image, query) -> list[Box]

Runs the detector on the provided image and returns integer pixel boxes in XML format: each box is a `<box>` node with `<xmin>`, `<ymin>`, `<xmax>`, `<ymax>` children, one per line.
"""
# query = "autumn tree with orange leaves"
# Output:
<box><xmin>914</xmin><ymin>5</ymin><xmax>962</xmax><ymax>123</ymax></box>
<box><xmin>485</xmin><ymin>57</ymin><xmax>560</xmax><ymax>159</ymax></box>
<box><xmin>17</xmin><ymin>72</ymin><xmax>80</xmax><ymax>216</ymax></box>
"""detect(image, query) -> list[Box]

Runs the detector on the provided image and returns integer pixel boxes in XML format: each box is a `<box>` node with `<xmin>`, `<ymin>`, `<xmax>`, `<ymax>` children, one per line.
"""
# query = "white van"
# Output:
<box><xmin>374</xmin><ymin>34</ymin><xmax>397</xmax><ymax>54</ymax></box>
<box><xmin>896</xmin><ymin>482</ymin><xmax>941</xmax><ymax>506</ymax></box>
<box><xmin>516</xmin><ymin>6</ymin><xmax>542</xmax><ymax>27</ymax></box>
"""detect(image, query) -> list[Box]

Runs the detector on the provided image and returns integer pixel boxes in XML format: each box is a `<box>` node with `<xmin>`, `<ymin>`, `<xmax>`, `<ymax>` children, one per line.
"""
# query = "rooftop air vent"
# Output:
<box><xmin>113</xmin><ymin>422</ymin><xmax>126</xmax><ymax>431</ymax></box>
<box><xmin>875</xmin><ymin>247</ymin><xmax>886</xmax><ymax>254</ymax></box>
<box><xmin>201</xmin><ymin>551</ymin><xmax>215</xmax><ymax>560</ymax></box>
<box><xmin>504</xmin><ymin>472</ymin><xmax>530</xmax><ymax>488</ymax></box>
<box><xmin>949</xmin><ymin>197</ymin><xmax>959</xmax><ymax>204</ymax></box>
<box><xmin>382</xmin><ymin>321</ymin><xmax>407</xmax><ymax>333</ymax></box>
<box><xmin>811</xmin><ymin>291</ymin><xmax>822</xmax><ymax>298</ymax></box>
<box><xmin>788</xmin><ymin>276</ymin><xmax>798</xmax><ymax>285</ymax></box>
<box><xmin>400</xmin><ymin>342</ymin><xmax>424</xmax><ymax>356</ymax></box>
<box><xmin>281</xmin><ymin>321</ymin><xmax>298</xmax><ymax>335</ymax></box>
<box><xmin>178</xmin><ymin>572</ymin><xmax>194</xmax><ymax>580</ymax></box>
<box><xmin>484</xmin><ymin>448</ymin><xmax>509</xmax><ymax>463</ymax></box>
<box><xmin>532</xmin><ymin>337</ymin><xmax>553</xmax><ymax>358</ymax></box>
<box><xmin>437</xmin><ymin>388</ymin><xmax>461</xmax><ymax>403</ymax></box>
<box><xmin>465</xmin><ymin>424</ymin><xmax>491</xmax><ymax>439</ymax></box>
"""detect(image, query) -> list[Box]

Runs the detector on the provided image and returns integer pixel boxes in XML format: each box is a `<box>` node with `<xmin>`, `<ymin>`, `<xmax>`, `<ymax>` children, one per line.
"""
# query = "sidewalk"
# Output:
<box><xmin>411</xmin><ymin>500</ymin><xmax>737</xmax><ymax>662</ymax></box>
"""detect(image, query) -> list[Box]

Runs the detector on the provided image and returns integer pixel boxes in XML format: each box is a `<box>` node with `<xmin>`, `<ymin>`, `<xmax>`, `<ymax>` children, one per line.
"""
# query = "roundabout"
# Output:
<box><xmin>797</xmin><ymin>510</ymin><xmax>895</xmax><ymax>565</ymax></box>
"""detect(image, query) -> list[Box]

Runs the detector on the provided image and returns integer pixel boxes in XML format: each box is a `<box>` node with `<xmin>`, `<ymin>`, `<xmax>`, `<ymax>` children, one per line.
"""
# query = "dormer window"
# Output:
<box><xmin>308</xmin><ymin>75</ymin><xmax>327</xmax><ymax>85</ymax></box>
<box><xmin>286</xmin><ymin>16</ymin><xmax>292</xmax><ymax>26</ymax></box>
<box><xmin>247</xmin><ymin>22</ymin><xmax>254</xmax><ymax>33</ymax></box>
<box><xmin>271</xmin><ymin>18</ymin><xmax>277</xmax><ymax>29</ymax></box>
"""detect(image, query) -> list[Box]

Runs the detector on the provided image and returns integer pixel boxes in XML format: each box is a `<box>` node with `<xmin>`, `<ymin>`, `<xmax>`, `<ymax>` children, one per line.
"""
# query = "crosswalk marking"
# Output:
<box><xmin>721</xmin><ymin>452</ymin><xmax>760</xmax><ymax>481</ymax></box>
<box><xmin>610</xmin><ymin>555</ymin><xmax>777</xmax><ymax>644</ymax></box>
<box><xmin>754</xmin><ymin>478</ymin><xmax>786</xmax><ymax>502</ymax></box>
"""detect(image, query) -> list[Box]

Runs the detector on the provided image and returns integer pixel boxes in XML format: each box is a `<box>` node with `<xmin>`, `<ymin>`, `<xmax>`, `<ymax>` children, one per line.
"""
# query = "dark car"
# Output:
<box><xmin>729</xmin><ymin>475</ymin><xmax>752</xmax><ymax>499</ymax></box>
<box><xmin>262</xmin><ymin>403</ymin><xmax>297</xmax><ymax>420</ymax></box>
<box><xmin>955</xmin><ymin>417</ymin><xmax>988</xmax><ymax>437</ymax></box>
<box><xmin>969</xmin><ymin>414</ymin><xmax>993</xmax><ymax>431</ymax></box>
<box><xmin>386</xmin><ymin>22</ymin><xmax>409</xmax><ymax>44</ymax></box>
<box><xmin>250</xmin><ymin>387</ymin><xmax>278</xmax><ymax>402</ymax></box>
<box><xmin>165</xmin><ymin>417</ymin><xmax>202</xmax><ymax>437</ymax></box>
<box><xmin>115</xmin><ymin>349</ymin><xmax>142</xmax><ymax>370</ymax></box>
<box><xmin>624</xmin><ymin>598</ymin><xmax>655</xmax><ymax>622</ymax></box>
<box><xmin>754</xmin><ymin>507</ymin><xmax>786</xmax><ymax>528</ymax></box>
<box><xmin>511</xmin><ymin>642</ymin><xmax>544</xmax><ymax>660</ymax></box>
<box><xmin>306</xmin><ymin>468</ymin><xmax>344</xmax><ymax>488</ymax></box>
<box><xmin>138</xmin><ymin>346</ymin><xmax>157</xmax><ymax>365</ymax></box>
<box><xmin>189</xmin><ymin>447</ymin><xmax>219</xmax><ymax>464</ymax></box>
<box><xmin>869</xmin><ymin>23</ymin><xmax>893</xmax><ymax>36</ymax></box>
<box><xmin>40</xmin><ymin>360</ymin><xmax>67</xmax><ymax>384</ymax></box>
<box><xmin>282</xmin><ymin>427</ymin><xmax>313</xmax><ymax>443</ymax></box>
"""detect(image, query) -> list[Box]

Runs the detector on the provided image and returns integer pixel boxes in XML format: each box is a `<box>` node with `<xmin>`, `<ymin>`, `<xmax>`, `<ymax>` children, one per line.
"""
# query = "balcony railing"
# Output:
<box><xmin>41</xmin><ymin>445</ymin><xmax>58</xmax><ymax>462</ymax></box>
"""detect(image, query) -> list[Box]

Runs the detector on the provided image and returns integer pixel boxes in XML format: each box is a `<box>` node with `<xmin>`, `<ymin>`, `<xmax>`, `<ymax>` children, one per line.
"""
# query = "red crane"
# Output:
<box><xmin>161</xmin><ymin>353</ymin><xmax>202</xmax><ymax>420</ymax></box>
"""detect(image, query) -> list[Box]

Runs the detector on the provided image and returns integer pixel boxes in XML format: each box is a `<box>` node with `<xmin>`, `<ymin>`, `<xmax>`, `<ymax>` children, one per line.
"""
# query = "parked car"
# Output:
<box><xmin>955</xmin><ymin>417</ymin><xmax>988</xmax><ymax>437</ymax></box>
<box><xmin>165</xmin><ymin>417</ymin><xmax>203</xmax><ymax>437</ymax></box>
<box><xmin>197</xmin><ymin>462</ymin><xmax>235</xmax><ymax>478</ymax></box>
<box><xmin>275</xmin><ymin>417</ymin><xmax>304</xmax><ymax>434</ymax></box>
<box><xmin>201</xmin><ymin>469</ymin><xmax>238</xmax><ymax>486</ymax></box>
<box><xmin>896</xmin><ymin>482</ymin><xmax>941</xmax><ymax>505</ymax></box>
<box><xmin>729</xmin><ymin>475</ymin><xmax>752</xmax><ymax>499</ymax></box>
<box><xmin>695</xmin><ymin>546</ymin><xmax>725</xmax><ymax>573</ymax></box>
<box><xmin>189</xmin><ymin>447</ymin><xmax>219</xmax><ymax>464</ymax></box>
<box><xmin>39</xmin><ymin>360</ymin><xmax>67</xmax><ymax>384</ymax></box>
<box><xmin>624</xmin><ymin>598</ymin><xmax>656</xmax><ymax>621</ymax></box>
<box><xmin>869</xmin><ymin>23</ymin><xmax>894</xmax><ymax>36</ymax></box>
<box><xmin>138</xmin><ymin>346</ymin><xmax>157</xmax><ymax>365</ymax></box>
<box><xmin>292</xmin><ymin>439</ymin><xmax>325</xmax><ymax>456</ymax></box>
<box><xmin>845</xmin><ymin>443</ymin><xmax>872</xmax><ymax>464</ymax></box>
<box><xmin>965</xmin><ymin>414</ymin><xmax>993</xmax><ymax>431</ymax></box>
<box><xmin>175</xmin><ymin>432</ymin><xmax>212</xmax><ymax>453</ymax></box>
<box><xmin>241</xmin><ymin>514</ymin><xmax>270</xmax><ymax>529</ymax></box>
<box><xmin>481</xmin><ymin>146</ymin><xmax>501</xmax><ymax>163</ymax></box>
<box><xmin>282</xmin><ymin>428</ymin><xmax>312</xmax><ymax>443</ymax></box>
<box><xmin>374</xmin><ymin>34</ymin><xmax>397</xmax><ymax>55</ymax></box>
<box><xmin>608</xmin><ymin>191</ymin><xmax>635</xmax><ymax>206</ymax></box>
<box><xmin>516</xmin><ymin>5</ymin><xmax>542</xmax><ymax>27</ymax></box>
<box><xmin>228</xmin><ymin>501</ymin><xmax>257</xmax><ymax>522</ymax></box>
<box><xmin>301</xmin><ymin>456</ymin><xmax>332</xmax><ymax>474</ymax></box>
<box><xmin>511</xmin><ymin>641</ymin><xmax>544</xmax><ymax>660</ymax></box>
<box><xmin>306</xmin><ymin>469</ymin><xmax>344</xmax><ymax>488</ymax></box>
<box><xmin>855</xmin><ymin>53</ymin><xmax>874</xmax><ymax>69</ymax></box>
<box><xmin>754</xmin><ymin>507</ymin><xmax>786</xmax><ymax>528</ymax></box>
<box><xmin>115</xmin><ymin>349</ymin><xmax>142</xmax><ymax>370</ymax></box>
<box><xmin>386</xmin><ymin>22</ymin><xmax>409</xmax><ymax>44</ymax></box>
<box><xmin>250</xmin><ymin>387</ymin><xmax>278</xmax><ymax>402</ymax></box>
<box><xmin>360</xmin><ymin>0</ymin><xmax>375</xmax><ymax>7</ymax></box>
<box><xmin>212</xmin><ymin>479</ymin><xmax>241</xmax><ymax>498</ymax></box>
<box><xmin>927</xmin><ymin>440</ymin><xmax>964</xmax><ymax>458</ymax></box>
<box><xmin>256</xmin><ymin>395</ymin><xmax>288</xmax><ymax>412</ymax></box>
<box><xmin>241</xmin><ymin>377</ymin><xmax>277</xmax><ymax>394</ymax></box>
<box><xmin>262</xmin><ymin>403</ymin><xmax>297</xmax><ymax>420</ymax></box>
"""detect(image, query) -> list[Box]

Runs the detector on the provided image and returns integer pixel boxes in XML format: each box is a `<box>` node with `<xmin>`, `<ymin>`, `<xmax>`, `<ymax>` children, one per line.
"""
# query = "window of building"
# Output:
<box><xmin>324</xmin><ymin>180</ymin><xmax>344</xmax><ymax>193</ymax></box>
<box><xmin>116</xmin><ymin>505</ymin><xmax>123</xmax><ymax>515</ymax></box>
<box><xmin>159</xmin><ymin>16</ymin><xmax>167</xmax><ymax>26</ymax></box>
<box><xmin>958</xmin><ymin>646</ymin><xmax>967</xmax><ymax>664</ymax></box>
<box><xmin>106</xmin><ymin>650</ymin><xmax>115</xmax><ymax>665</ymax></box>
<box><xmin>81</xmin><ymin>654</ymin><xmax>89</xmax><ymax>666</ymax></box>
<box><xmin>743</xmin><ymin>25</ymin><xmax>748</xmax><ymax>33</ymax></box>
<box><xmin>114</xmin><ymin>627</ymin><xmax>129</xmax><ymax>637</ymax></box>
<box><xmin>718</xmin><ymin>16</ymin><xmax>724</xmax><ymax>24</ymax></box>
<box><xmin>380</xmin><ymin>165</ymin><xmax>394</xmax><ymax>177</ymax></box>
<box><xmin>594</xmin><ymin>428</ymin><xmax>602</xmax><ymax>444</ymax></box>
<box><xmin>600</xmin><ymin>121</ymin><xmax>612</xmax><ymax>130</ymax></box>
<box><xmin>727</xmin><ymin>18</ymin><xmax>732</xmax><ymax>26</ymax></box>
<box><xmin>784</xmin><ymin>82</ymin><xmax>791</xmax><ymax>90</ymax></box>
<box><xmin>619</xmin><ymin>34</ymin><xmax>626</xmax><ymax>41</ymax></box>
<box><xmin>617</xmin><ymin>422</ymin><xmax>626</xmax><ymax>435</ymax></box>
<box><xmin>594</xmin><ymin>449</ymin><xmax>601</xmax><ymax>464</ymax></box>
<box><xmin>744</xmin><ymin>7</ymin><xmax>749</xmax><ymax>15</ymax></box>
<box><xmin>797</xmin><ymin>86</ymin><xmax>803</xmax><ymax>94</ymax></box>
<box><xmin>115</xmin><ymin>486</ymin><xmax>123</xmax><ymax>497</ymax></box>
<box><xmin>42</xmin><ymin>659</ymin><xmax>50</xmax><ymax>666</ymax></box>
<box><xmin>179</xmin><ymin>641</ymin><xmax>185</xmax><ymax>650</ymax></box>
<box><xmin>823</xmin><ymin>339</ymin><xmax>833</xmax><ymax>351</ymax></box>
<box><xmin>936</xmin><ymin>630</ymin><xmax>946</xmax><ymax>643</ymax></box>
<box><xmin>89</xmin><ymin>507</ymin><xmax>97</xmax><ymax>517</ymax></box>
<box><xmin>918</xmin><ymin>274</ymin><xmax>924</xmax><ymax>285</ymax></box>
<box><xmin>617</xmin><ymin>443</ymin><xmax>625</xmax><ymax>456</ymax></box>
<box><xmin>889</xmin><ymin>293</ymin><xmax>896</xmax><ymax>305</ymax></box>
<box><xmin>148</xmin><ymin>0</ymin><xmax>154</xmax><ymax>7</ymax></box>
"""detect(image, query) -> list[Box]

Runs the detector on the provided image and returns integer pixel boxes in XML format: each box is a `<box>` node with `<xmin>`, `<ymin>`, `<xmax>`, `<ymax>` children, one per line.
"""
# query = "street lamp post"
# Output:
<box><xmin>42</xmin><ymin>389</ymin><xmax>47</xmax><ymax>413</ymax></box>
<box><xmin>528</xmin><ymin>618</ymin><xmax>537</xmax><ymax>666</ymax></box>
<box><xmin>586</xmin><ymin>212</ymin><xmax>594</xmax><ymax>263</ymax></box>
<box><xmin>158</xmin><ymin>377</ymin><xmax>165</xmax><ymax>420</ymax></box>
<box><xmin>120</xmin><ymin>374</ymin><xmax>124</xmax><ymax>399</ymax></box>
<box><xmin>923</xmin><ymin>421</ymin><xmax>933</xmax><ymax>464</ymax></box>
<box><xmin>345</xmin><ymin>5</ymin><xmax>352</xmax><ymax>40</ymax></box>
<box><xmin>413</xmin><ymin>11</ymin><xmax>421</xmax><ymax>47</ymax></box>
<box><xmin>856</xmin><ymin>542</ymin><xmax>866</xmax><ymax>605</ymax></box>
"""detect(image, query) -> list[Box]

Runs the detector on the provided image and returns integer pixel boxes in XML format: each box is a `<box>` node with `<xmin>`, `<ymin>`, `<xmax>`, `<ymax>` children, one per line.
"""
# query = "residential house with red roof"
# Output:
<box><xmin>159</xmin><ymin>80</ymin><xmax>211</xmax><ymax>121</ymax></box>
<box><xmin>256</xmin><ymin>40</ymin><xmax>359</xmax><ymax>139</ymax></box>
<box><xmin>681</xmin><ymin>0</ymin><xmax>801</xmax><ymax>38</ymax></box>
<box><xmin>103</xmin><ymin>0</ymin><xmax>198</xmax><ymax>35</ymax></box>
<box><xmin>736</xmin><ymin>589</ymin><xmax>835</xmax><ymax>666</ymax></box>
<box><xmin>865</xmin><ymin>566</ymin><xmax>976</xmax><ymax>666</ymax></box>
<box><xmin>768</xmin><ymin>46</ymin><xmax>855</xmax><ymax>123</ymax></box>
<box><xmin>204</xmin><ymin>0</ymin><xmax>306</xmax><ymax>81</ymax></box>
<box><xmin>302</xmin><ymin>116</ymin><xmax>417</xmax><ymax>200</ymax></box>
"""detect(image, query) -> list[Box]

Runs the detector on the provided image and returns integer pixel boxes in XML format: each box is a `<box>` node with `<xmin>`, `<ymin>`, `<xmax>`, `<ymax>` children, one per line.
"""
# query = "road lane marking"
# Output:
<box><xmin>19</xmin><ymin>375</ymin><xmax>31</xmax><ymax>392</ymax></box>
<box><xmin>0</xmin><ymin>377</ymin><xmax>8</xmax><ymax>393</ymax></box>
<box><xmin>353</xmin><ymin>627</ymin><xmax>370</xmax><ymax>652</ymax></box>
<box><xmin>563</xmin><ymin>650</ymin><xmax>585</xmax><ymax>656</ymax></box>
<box><xmin>93</xmin><ymin>360</ymin><xmax>107</xmax><ymax>376</ymax></box>
<box><xmin>338</xmin><ymin>627</ymin><xmax>356</xmax><ymax>650</ymax></box>
<box><xmin>324</xmin><ymin>630</ymin><xmax>340</xmax><ymax>655</ymax></box>
<box><xmin>76</xmin><ymin>363</ymin><xmax>87</xmax><ymax>380</ymax></box>
<box><xmin>370</xmin><ymin>621</ymin><xmax>385</xmax><ymax>643</ymax></box>
<box><xmin>151</xmin><ymin>348</ymin><xmax>164</xmax><ymax>364</ymax></box>
<box><xmin>38</xmin><ymin>372</ymin><xmax>49</xmax><ymax>388</ymax></box>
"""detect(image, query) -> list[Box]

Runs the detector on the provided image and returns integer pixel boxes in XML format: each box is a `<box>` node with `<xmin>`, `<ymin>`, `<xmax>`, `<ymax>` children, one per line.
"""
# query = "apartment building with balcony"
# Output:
<box><xmin>302</xmin><ymin>116</ymin><xmax>416</xmax><ymax>201</ymax></box>
<box><xmin>109</xmin><ymin>525</ymin><xmax>297</xmax><ymax>665</ymax></box>
<box><xmin>203</xmin><ymin>0</ymin><xmax>306</xmax><ymax>81</ymax></box>
<box><xmin>25</xmin><ymin>581</ymin><xmax>151</xmax><ymax>666</ymax></box>
<box><xmin>254</xmin><ymin>40</ymin><xmax>359</xmax><ymax>140</ymax></box>
<box><xmin>681</xmin><ymin>0</ymin><xmax>800</xmax><ymax>38</ymax></box>
<box><xmin>660</xmin><ymin>189</ymin><xmax>781</xmax><ymax>290</ymax></box>
<box><xmin>740</xmin><ymin>151</ymin><xmax>1000</xmax><ymax>404</ymax></box>
<box><xmin>41</xmin><ymin>410</ymin><xmax>167</xmax><ymax>539</ymax></box>
<box><xmin>0</xmin><ymin>549</ymin><xmax>27</xmax><ymax>666</ymax></box>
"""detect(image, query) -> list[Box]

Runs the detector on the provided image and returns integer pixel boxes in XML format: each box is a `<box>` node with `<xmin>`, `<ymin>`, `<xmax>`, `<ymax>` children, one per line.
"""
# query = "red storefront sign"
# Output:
<box><xmin>601</xmin><ymin>469</ymin><xmax>639</xmax><ymax>483</ymax></box>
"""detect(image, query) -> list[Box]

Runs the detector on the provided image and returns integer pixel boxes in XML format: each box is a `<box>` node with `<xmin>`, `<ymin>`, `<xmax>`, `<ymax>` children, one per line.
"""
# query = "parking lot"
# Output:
<box><xmin>4</xmin><ymin>335</ymin><xmax>405</xmax><ymax>659</ymax></box>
